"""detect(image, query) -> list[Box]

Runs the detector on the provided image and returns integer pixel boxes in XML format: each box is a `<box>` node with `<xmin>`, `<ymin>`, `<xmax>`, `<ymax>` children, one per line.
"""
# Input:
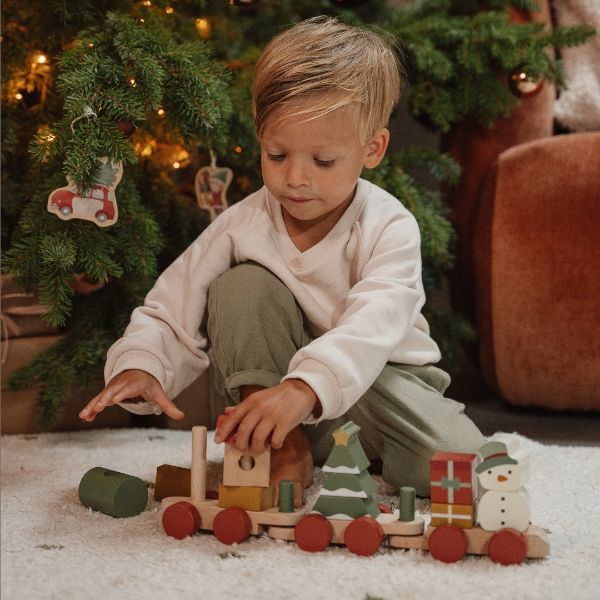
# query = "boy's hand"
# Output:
<box><xmin>214</xmin><ymin>379</ymin><xmax>319</xmax><ymax>454</ymax></box>
<box><xmin>78</xmin><ymin>369</ymin><xmax>185</xmax><ymax>422</ymax></box>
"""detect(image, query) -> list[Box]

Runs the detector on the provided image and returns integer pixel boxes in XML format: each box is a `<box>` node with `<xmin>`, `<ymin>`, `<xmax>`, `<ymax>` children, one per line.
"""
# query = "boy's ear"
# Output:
<box><xmin>363</xmin><ymin>128</ymin><xmax>390</xmax><ymax>169</ymax></box>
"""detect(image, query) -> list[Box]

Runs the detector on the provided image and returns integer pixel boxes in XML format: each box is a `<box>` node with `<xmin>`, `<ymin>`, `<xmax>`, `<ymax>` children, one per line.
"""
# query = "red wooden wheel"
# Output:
<box><xmin>295</xmin><ymin>514</ymin><xmax>333</xmax><ymax>553</ymax></box>
<box><xmin>428</xmin><ymin>525</ymin><xmax>468</xmax><ymax>563</ymax></box>
<box><xmin>213</xmin><ymin>507</ymin><xmax>252</xmax><ymax>545</ymax></box>
<box><xmin>488</xmin><ymin>528</ymin><xmax>528</xmax><ymax>565</ymax></box>
<box><xmin>344</xmin><ymin>516</ymin><xmax>385</xmax><ymax>557</ymax></box>
<box><xmin>162</xmin><ymin>501</ymin><xmax>201</xmax><ymax>540</ymax></box>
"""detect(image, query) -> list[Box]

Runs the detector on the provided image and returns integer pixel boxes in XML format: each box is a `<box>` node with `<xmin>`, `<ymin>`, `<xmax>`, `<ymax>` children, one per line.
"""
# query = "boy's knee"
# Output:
<box><xmin>209</xmin><ymin>263</ymin><xmax>294</xmax><ymax>317</ymax></box>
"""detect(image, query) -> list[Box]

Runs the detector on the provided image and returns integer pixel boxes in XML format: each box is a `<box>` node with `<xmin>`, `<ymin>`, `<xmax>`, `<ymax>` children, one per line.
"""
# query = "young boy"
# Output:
<box><xmin>80</xmin><ymin>16</ymin><xmax>484</xmax><ymax>506</ymax></box>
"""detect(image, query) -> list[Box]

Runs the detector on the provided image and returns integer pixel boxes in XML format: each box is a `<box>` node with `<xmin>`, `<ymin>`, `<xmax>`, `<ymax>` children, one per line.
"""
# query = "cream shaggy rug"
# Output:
<box><xmin>1</xmin><ymin>428</ymin><xmax>599</xmax><ymax>600</ymax></box>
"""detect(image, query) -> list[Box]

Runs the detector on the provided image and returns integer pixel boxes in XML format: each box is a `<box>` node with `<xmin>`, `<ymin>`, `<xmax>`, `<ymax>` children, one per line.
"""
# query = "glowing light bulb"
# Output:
<box><xmin>15</xmin><ymin>92</ymin><xmax>23</xmax><ymax>100</ymax></box>
<box><xmin>195</xmin><ymin>18</ymin><xmax>211</xmax><ymax>39</ymax></box>
<box><xmin>235</xmin><ymin>146</ymin><xmax>243</xmax><ymax>154</ymax></box>
<box><xmin>165</xmin><ymin>6</ymin><xmax>174</xmax><ymax>14</ymax></box>
<box><xmin>157</xmin><ymin>108</ymin><xmax>166</xmax><ymax>117</ymax></box>
<box><xmin>35</xmin><ymin>54</ymin><xmax>47</xmax><ymax>64</ymax></box>
<box><xmin>173</xmin><ymin>161</ymin><xmax>181</xmax><ymax>169</ymax></box>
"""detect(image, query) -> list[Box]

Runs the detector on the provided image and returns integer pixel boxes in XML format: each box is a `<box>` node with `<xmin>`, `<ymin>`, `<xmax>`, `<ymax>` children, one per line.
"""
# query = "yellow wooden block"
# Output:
<box><xmin>430</xmin><ymin>502</ymin><xmax>474</xmax><ymax>529</ymax></box>
<box><xmin>218</xmin><ymin>484</ymin><xmax>275</xmax><ymax>511</ymax></box>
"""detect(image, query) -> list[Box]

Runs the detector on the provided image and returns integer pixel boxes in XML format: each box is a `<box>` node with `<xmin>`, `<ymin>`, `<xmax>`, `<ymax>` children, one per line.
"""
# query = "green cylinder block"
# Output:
<box><xmin>79</xmin><ymin>467</ymin><xmax>148</xmax><ymax>518</ymax></box>
<box><xmin>399</xmin><ymin>486</ymin><xmax>416</xmax><ymax>521</ymax></box>
<box><xmin>278</xmin><ymin>480</ymin><xmax>294</xmax><ymax>513</ymax></box>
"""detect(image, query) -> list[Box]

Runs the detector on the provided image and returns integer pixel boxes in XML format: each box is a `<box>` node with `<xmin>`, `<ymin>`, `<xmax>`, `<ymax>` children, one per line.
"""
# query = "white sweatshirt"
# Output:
<box><xmin>106</xmin><ymin>178</ymin><xmax>441</xmax><ymax>423</ymax></box>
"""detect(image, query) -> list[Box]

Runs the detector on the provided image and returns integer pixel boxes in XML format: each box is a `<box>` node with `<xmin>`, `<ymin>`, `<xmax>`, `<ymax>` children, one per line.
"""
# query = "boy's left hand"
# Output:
<box><xmin>214</xmin><ymin>379</ymin><xmax>319</xmax><ymax>454</ymax></box>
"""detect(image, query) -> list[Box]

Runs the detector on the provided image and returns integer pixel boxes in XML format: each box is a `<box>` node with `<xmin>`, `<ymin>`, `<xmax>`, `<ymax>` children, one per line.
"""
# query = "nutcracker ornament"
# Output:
<box><xmin>194</xmin><ymin>151</ymin><xmax>233</xmax><ymax>221</ymax></box>
<box><xmin>47</xmin><ymin>156</ymin><xmax>122</xmax><ymax>227</ymax></box>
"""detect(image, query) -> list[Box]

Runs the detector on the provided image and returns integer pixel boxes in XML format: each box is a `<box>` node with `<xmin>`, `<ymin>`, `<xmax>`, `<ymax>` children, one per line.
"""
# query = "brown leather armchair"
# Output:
<box><xmin>443</xmin><ymin>0</ymin><xmax>600</xmax><ymax>411</ymax></box>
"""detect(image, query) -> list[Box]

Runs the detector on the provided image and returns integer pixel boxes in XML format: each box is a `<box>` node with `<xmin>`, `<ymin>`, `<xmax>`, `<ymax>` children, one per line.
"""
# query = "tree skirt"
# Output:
<box><xmin>1</xmin><ymin>428</ymin><xmax>599</xmax><ymax>600</ymax></box>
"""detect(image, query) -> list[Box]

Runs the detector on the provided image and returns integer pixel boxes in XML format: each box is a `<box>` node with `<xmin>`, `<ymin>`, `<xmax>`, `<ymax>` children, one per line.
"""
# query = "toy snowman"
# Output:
<box><xmin>475</xmin><ymin>433</ymin><xmax>530</xmax><ymax>532</ymax></box>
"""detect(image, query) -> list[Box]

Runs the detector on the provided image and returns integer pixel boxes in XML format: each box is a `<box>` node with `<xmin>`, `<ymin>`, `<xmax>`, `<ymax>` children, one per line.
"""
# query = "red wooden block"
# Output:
<box><xmin>295</xmin><ymin>514</ymin><xmax>333</xmax><ymax>553</ymax></box>
<box><xmin>430</xmin><ymin>452</ymin><xmax>478</xmax><ymax>505</ymax></box>
<box><xmin>216</xmin><ymin>415</ymin><xmax>236</xmax><ymax>444</ymax></box>
<box><xmin>162</xmin><ymin>501</ymin><xmax>201</xmax><ymax>540</ymax></box>
<box><xmin>344</xmin><ymin>516</ymin><xmax>384</xmax><ymax>557</ymax></box>
<box><xmin>213</xmin><ymin>507</ymin><xmax>252</xmax><ymax>545</ymax></box>
<box><xmin>487</xmin><ymin>528</ymin><xmax>528</xmax><ymax>565</ymax></box>
<box><xmin>428</xmin><ymin>525</ymin><xmax>468</xmax><ymax>563</ymax></box>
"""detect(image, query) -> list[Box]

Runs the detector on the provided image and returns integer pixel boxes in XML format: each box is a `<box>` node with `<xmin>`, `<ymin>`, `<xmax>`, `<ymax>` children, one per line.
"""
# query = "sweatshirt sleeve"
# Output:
<box><xmin>283</xmin><ymin>211</ymin><xmax>426</xmax><ymax>423</ymax></box>
<box><xmin>105</xmin><ymin>217</ymin><xmax>234</xmax><ymax>413</ymax></box>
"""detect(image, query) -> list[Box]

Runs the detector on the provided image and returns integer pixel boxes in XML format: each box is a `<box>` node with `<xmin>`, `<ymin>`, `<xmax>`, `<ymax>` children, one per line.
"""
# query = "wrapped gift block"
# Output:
<box><xmin>430</xmin><ymin>502</ymin><xmax>475</xmax><ymax>529</ymax></box>
<box><xmin>430</xmin><ymin>452</ymin><xmax>478</xmax><ymax>505</ymax></box>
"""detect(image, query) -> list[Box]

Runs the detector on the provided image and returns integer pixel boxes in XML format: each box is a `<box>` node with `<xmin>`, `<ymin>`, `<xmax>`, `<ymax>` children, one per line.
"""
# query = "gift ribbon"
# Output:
<box><xmin>431</xmin><ymin>460</ymin><xmax>472</xmax><ymax>503</ymax></box>
<box><xmin>1</xmin><ymin>293</ymin><xmax>49</xmax><ymax>365</ymax></box>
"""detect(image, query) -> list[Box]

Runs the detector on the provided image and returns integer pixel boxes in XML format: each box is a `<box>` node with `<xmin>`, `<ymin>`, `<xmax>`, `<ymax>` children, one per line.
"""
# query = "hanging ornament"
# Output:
<box><xmin>508</xmin><ymin>67</ymin><xmax>544</xmax><ymax>98</ymax></box>
<box><xmin>47</xmin><ymin>108</ymin><xmax>121</xmax><ymax>227</ymax></box>
<box><xmin>117</xmin><ymin>119</ymin><xmax>136</xmax><ymax>138</ymax></box>
<box><xmin>194</xmin><ymin>151</ymin><xmax>233</xmax><ymax>221</ymax></box>
<box><xmin>48</xmin><ymin>150</ymin><xmax>122</xmax><ymax>227</ymax></box>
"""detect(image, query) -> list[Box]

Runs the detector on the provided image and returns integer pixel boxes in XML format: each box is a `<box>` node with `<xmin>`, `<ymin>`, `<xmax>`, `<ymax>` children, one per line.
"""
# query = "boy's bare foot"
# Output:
<box><xmin>270</xmin><ymin>425</ymin><xmax>314</xmax><ymax>508</ymax></box>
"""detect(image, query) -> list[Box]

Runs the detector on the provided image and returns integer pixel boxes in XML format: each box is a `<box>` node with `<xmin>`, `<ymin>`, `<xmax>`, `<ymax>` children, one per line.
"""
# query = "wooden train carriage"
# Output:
<box><xmin>160</xmin><ymin>426</ymin><xmax>550</xmax><ymax>564</ymax></box>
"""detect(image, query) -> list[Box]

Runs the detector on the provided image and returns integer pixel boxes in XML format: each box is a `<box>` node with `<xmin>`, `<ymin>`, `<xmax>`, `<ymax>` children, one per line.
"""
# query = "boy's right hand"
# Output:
<box><xmin>78</xmin><ymin>369</ymin><xmax>185</xmax><ymax>422</ymax></box>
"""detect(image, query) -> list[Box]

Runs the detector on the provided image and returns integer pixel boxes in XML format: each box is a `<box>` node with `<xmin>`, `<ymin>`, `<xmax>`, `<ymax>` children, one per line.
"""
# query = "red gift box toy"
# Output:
<box><xmin>430</xmin><ymin>452</ymin><xmax>478</xmax><ymax>505</ymax></box>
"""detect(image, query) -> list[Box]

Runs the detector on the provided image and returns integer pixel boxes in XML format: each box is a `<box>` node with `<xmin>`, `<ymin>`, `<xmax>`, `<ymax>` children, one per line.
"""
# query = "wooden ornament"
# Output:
<box><xmin>48</xmin><ymin>157</ymin><xmax>122</xmax><ymax>227</ymax></box>
<box><xmin>194</xmin><ymin>151</ymin><xmax>232</xmax><ymax>221</ymax></box>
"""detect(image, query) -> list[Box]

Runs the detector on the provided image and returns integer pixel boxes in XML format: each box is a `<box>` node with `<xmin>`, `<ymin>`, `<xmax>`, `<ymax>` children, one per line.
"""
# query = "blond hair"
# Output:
<box><xmin>252</xmin><ymin>16</ymin><xmax>402</xmax><ymax>144</ymax></box>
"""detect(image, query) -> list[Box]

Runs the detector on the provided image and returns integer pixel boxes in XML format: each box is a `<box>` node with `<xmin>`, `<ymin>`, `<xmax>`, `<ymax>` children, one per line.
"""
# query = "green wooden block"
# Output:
<box><xmin>322</xmin><ymin>421</ymin><xmax>371</xmax><ymax>473</ymax></box>
<box><xmin>313</xmin><ymin>495</ymin><xmax>380</xmax><ymax>520</ymax></box>
<box><xmin>321</xmin><ymin>471</ymin><xmax>375</xmax><ymax>496</ymax></box>
<box><xmin>278</xmin><ymin>480</ymin><xmax>294</xmax><ymax>513</ymax></box>
<box><xmin>399</xmin><ymin>486</ymin><xmax>416</xmax><ymax>521</ymax></box>
<box><xmin>79</xmin><ymin>467</ymin><xmax>148</xmax><ymax>518</ymax></box>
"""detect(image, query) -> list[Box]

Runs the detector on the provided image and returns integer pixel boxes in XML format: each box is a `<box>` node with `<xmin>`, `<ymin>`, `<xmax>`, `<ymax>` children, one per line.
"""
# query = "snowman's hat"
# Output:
<box><xmin>475</xmin><ymin>440</ymin><xmax>518</xmax><ymax>473</ymax></box>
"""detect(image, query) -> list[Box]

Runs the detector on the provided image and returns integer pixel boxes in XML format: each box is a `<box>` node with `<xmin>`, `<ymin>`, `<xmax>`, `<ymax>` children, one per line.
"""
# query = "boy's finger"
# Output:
<box><xmin>152</xmin><ymin>388</ymin><xmax>184</xmax><ymax>420</ymax></box>
<box><xmin>251</xmin><ymin>421</ymin><xmax>275</xmax><ymax>454</ymax></box>
<box><xmin>270</xmin><ymin>424</ymin><xmax>290</xmax><ymax>451</ymax></box>
<box><xmin>233</xmin><ymin>411</ymin><xmax>261</xmax><ymax>452</ymax></box>
<box><xmin>214</xmin><ymin>407</ymin><xmax>246</xmax><ymax>443</ymax></box>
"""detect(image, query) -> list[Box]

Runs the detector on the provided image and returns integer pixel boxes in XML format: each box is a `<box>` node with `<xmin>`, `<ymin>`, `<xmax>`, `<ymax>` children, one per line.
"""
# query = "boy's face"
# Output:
<box><xmin>260</xmin><ymin>106</ymin><xmax>387</xmax><ymax>226</ymax></box>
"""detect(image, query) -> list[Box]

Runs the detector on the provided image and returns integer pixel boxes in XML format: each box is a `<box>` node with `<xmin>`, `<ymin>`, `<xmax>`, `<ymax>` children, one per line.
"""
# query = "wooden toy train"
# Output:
<box><xmin>160</xmin><ymin>422</ymin><xmax>550</xmax><ymax>564</ymax></box>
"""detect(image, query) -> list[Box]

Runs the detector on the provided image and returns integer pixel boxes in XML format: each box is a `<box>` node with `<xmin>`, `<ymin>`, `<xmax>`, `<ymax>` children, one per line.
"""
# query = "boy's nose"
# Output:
<box><xmin>285</xmin><ymin>160</ymin><xmax>309</xmax><ymax>188</ymax></box>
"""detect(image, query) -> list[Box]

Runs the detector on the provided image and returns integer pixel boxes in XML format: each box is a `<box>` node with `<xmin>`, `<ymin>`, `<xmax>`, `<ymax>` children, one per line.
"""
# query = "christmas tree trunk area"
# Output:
<box><xmin>1</xmin><ymin>0</ymin><xmax>594</xmax><ymax>430</ymax></box>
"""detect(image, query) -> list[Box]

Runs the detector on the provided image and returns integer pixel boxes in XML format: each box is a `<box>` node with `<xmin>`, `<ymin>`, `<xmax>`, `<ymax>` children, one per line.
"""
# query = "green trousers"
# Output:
<box><xmin>207</xmin><ymin>263</ymin><xmax>485</xmax><ymax>496</ymax></box>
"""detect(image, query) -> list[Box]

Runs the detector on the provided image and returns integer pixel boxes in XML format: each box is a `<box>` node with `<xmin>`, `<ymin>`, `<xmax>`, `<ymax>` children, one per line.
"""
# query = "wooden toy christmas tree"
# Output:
<box><xmin>313</xmin><ymin>422</ymin><xmax>380</xmax><ymax>520</ymax></box>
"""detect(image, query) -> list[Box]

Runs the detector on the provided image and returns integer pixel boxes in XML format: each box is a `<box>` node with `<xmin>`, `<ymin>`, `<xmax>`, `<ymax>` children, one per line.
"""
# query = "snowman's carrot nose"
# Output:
<box><xmin>497</xmin><ymin>474</ymin><xmax>508</xmax><ymax>482</ymax></box>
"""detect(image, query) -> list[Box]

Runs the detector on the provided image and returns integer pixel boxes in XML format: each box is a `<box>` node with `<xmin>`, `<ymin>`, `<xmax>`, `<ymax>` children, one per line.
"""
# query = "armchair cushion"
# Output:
<box><xmin>474</xmin><ymin>131</ymin><xmax>600</xmax><ymax>410</ymax></box>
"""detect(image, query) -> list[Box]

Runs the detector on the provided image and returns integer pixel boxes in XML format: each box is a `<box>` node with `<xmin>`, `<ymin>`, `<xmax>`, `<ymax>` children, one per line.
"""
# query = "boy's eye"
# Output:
<box><xmin>267</xmin><ymin>153</ymin><xmax>285</xmax><ymax>162</ymax></box>
<box><xmin>315</xmin><ymin>159</ymin><xmax>335</xmax><ymax>168</ymax></box>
